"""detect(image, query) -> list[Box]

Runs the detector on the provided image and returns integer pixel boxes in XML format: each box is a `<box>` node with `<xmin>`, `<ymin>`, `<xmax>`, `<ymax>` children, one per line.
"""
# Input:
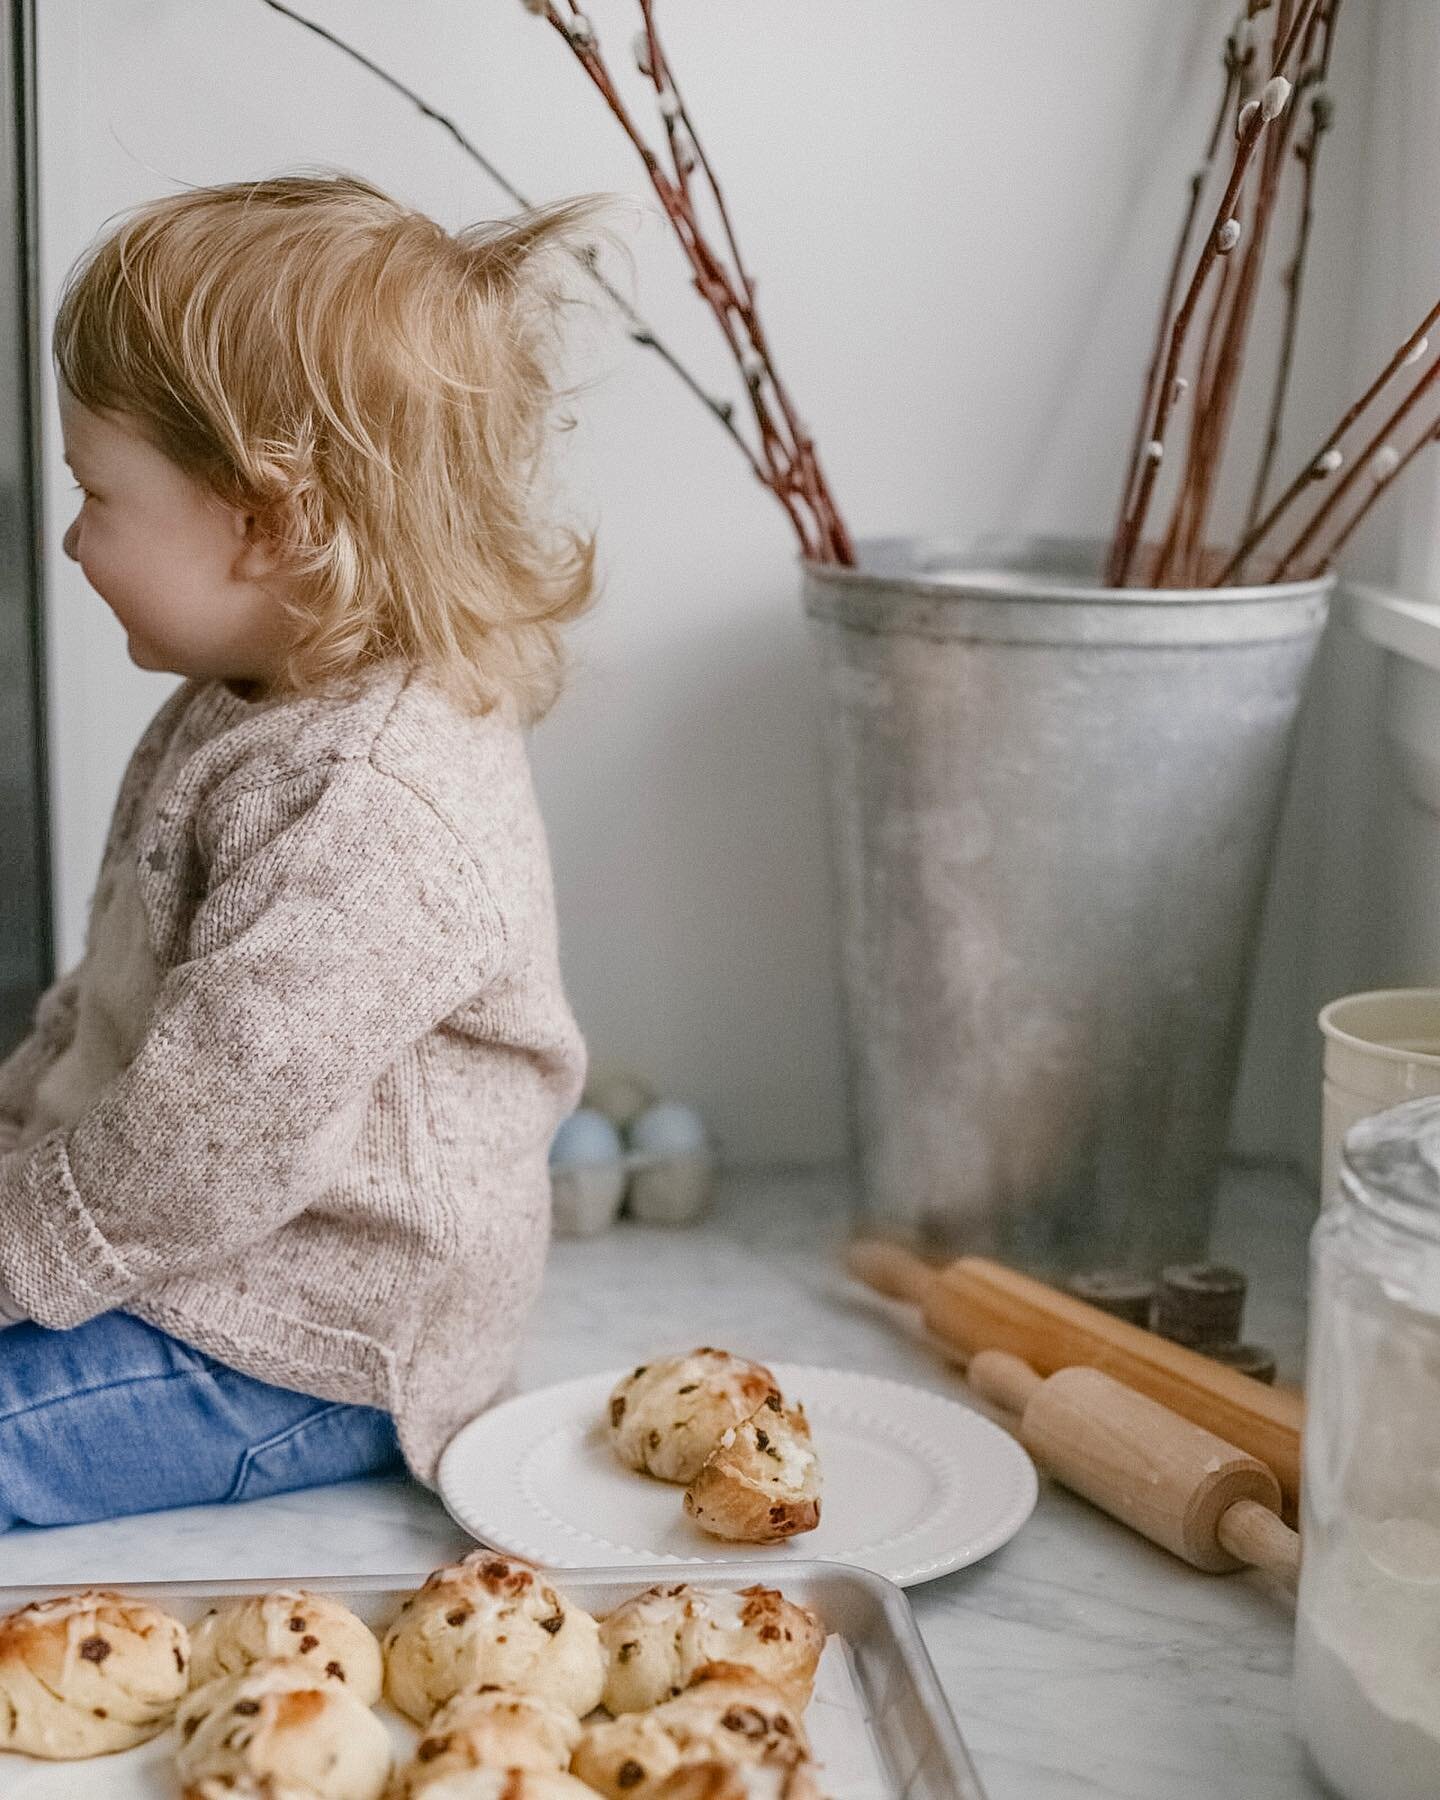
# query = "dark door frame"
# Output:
<box><xmin>2</xmin><ymin>0</ymin><xmax>54</xmax><ymax>1048</ymax></box>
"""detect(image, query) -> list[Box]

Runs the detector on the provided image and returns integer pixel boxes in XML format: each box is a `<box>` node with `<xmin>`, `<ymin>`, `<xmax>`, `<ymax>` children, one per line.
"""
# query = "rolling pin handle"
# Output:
<box><xmin>1216</xmin><ymin>1497</ymin><xmax>1301</xmax><ymax>1589</ymax></box>
<box><xmin>967</xmin><ymin>1348</ymin><xmax>1043</xmax><ymax>1415</ymax></box>
<box><xmin>845</xmin><ymin>1239</ymin><xmax>938</xmax><ymax>1306</ymax></box>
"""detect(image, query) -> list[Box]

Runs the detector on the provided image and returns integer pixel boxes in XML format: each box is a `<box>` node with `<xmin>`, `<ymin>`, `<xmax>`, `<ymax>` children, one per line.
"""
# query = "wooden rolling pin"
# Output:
<box><xmin>969</xmin><ymin>1348</ymin><xmax>1300</xmax><ymax>1585</ymax></box>
<box><xmin>848</xmin><ymin>1241</ymin><xmax>1303</xmax><ymax>1521</ymax></box>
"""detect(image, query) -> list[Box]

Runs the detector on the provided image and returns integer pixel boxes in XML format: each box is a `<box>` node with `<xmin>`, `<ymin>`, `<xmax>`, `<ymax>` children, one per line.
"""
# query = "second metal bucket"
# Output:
<box><xmin>802</xmin><ymin>535</ymin><xmax>1331</xmax><ymax>1274</ymax></box>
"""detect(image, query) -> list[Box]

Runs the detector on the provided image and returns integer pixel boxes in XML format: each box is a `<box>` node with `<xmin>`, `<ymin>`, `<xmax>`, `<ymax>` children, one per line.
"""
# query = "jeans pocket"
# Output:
<box><xmin>225</xmin><ymin>1402</ymin><xmax>403</xmax><ymax>1504</ymax></box>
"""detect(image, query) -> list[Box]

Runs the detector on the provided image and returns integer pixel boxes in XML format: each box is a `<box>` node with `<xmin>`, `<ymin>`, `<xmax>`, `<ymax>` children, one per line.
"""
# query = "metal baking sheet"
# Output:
<box><xmin>0</xmin><ymin>1560</ymin><xmax>986</xmax><ymax>1799</ymax></box>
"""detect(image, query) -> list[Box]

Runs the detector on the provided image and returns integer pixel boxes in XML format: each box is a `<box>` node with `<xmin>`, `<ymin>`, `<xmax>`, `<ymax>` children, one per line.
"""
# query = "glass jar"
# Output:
<box><xmin>1294</xmin><ymin>1094</ymin><xmax>1440</xmax><ymax>1800</ymax></box>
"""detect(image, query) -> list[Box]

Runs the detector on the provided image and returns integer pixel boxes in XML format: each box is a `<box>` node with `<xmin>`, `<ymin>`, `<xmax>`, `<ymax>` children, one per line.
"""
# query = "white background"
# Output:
<box><xmin>31</xmin><ymin>1</ymin><xmax>1430</xmax><ymax>1174</ymax></box>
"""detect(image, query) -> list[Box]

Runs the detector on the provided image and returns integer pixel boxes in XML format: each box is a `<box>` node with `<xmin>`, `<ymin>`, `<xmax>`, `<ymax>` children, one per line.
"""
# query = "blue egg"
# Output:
<box><xmin>627</xmin><ymin>1101</ymin><xmax>709</xmax><ymax>1159</ymax></box>
<box><xmin>550</xmin><ymin>1107</ymin><xmax>624</xmax><ymax>1168</ymax></box>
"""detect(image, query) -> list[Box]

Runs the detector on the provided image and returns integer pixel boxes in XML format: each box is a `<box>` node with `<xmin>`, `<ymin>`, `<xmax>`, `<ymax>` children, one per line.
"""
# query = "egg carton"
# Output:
<box><xmin>550</xmin><ymin>1067</ymin><xmax>717</xmax><ymax>1235</ymax></box>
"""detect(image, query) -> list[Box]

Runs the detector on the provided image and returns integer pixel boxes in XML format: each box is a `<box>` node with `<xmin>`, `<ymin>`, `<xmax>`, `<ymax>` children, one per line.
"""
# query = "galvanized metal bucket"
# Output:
<box><xmin>802</xmin><ymin>535</ymin><xmax>1332</xmax><ymax>1274</ymax></box>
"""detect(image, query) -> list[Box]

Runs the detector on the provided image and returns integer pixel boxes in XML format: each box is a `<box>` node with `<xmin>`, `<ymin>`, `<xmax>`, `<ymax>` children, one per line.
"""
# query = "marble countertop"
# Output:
<box><xmin>1</xmin><ymin>1167</ymin><xmax>1325</xmax><ymax>1800</ymax></box>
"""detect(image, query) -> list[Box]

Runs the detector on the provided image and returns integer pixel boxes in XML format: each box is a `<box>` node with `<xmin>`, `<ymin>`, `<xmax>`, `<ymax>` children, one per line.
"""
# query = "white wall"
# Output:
<box><xmin>35</xmin><ymin>1</ymin><xmax>1378</xmax><ymax>1168</ymax></box>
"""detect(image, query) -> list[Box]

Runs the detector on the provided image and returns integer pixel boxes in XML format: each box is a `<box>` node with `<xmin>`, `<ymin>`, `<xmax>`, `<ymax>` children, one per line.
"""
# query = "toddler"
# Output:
<box><xmin>0</xmin><ymin>173</ymin><xmax>610</xmax><ymax>1528</ymax></box>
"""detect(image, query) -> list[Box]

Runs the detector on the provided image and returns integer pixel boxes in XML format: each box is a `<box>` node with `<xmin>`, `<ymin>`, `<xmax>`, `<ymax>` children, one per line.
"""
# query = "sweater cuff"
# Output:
<box><xmin>0</xmin><ymin>1128</ymin><xmax>136</xmax><ymax>1327</ymax></box>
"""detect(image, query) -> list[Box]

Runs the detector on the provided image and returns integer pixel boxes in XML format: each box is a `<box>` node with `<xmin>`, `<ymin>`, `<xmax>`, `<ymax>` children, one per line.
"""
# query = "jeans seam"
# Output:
<box><xmin>224</xmin><ymin>1402</ymin><xmax>353</xmax><ymax>1504</ymax></box>
<box><xmin>0</xmin><ymin>1365</ymin><xmax>197</xmax><ymax>1428</ymax></box>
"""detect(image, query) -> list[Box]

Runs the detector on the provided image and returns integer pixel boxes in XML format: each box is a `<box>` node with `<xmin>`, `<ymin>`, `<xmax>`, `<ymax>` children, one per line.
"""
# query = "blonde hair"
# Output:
<box><xmin>54</xmin><ymin>172</ymin><xmax>618</xmax><ymax>723</ymax></box>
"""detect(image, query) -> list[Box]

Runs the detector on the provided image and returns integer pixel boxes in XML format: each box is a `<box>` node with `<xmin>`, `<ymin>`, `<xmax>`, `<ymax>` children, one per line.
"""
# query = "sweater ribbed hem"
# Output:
<box><xmin>128</xmin><ymin>1279</ymin><xmax>397</xmax><ymax>1403</ymax></box>
<box><xmin>3</xmin><ymin>1129</ymin><xmax>135</xmax><ymax>1326</ymax></box>
<box><xmin>127</xmin><ymin>1281</ymin><xmax>459</xmax><ymax>1485</ymax></box>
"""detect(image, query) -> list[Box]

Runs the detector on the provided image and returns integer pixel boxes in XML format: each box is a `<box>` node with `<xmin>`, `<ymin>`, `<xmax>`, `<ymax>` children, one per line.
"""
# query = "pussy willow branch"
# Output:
<box><xmin>639</xmin><ymin>3</ymin><xmax>749</xmax><ymax>311</ymax></box>
<box><xmin>1110</xmin><ymin>1</ymin><xmax>1264</xmax><ymax>580</ymax></box>
<box><xmin>535</xmin><ymin>0</ymin><xmax>853</xmax><ymax>564</ymax></box>
<box><xmin>256</xmin><ymin>1</ymin><xmax>775</xmax><ymax>499</ymax></box>
<box><xmin>1176</xmin><ymin>14</ymin><xmax>1308</xmax><ymax>581</ymax></box>
<box><xmin>1309</xmin><ymin>419</ymin><xmax>1440</xmax><ymax>572</ymax></box>
<box><xmin>1154</xmin><ymin>249</ymin><xmax>1237</xmax><ymax>585</ymax></box>
<box><xmin>635</xmin><ymin>0</ymin><xmax>838</xmax><ymax>550</ymax></box>
<box><xmin>1166</xmin><ymin>12</ymin><xmax>1311</xmax><ymax>587</ymax></box>
<box><xmin>1271</xmin><ymin>349</ymin><xmax>1440</xmax><ymax>578</ymax></box>
<box><xmin>1177</xmin><ymin>250</ymin><xmax>1250</xmax><ymax>582</ymax></box>
<box><xmin>634</xmin><ymin>0</ymin><xmax>852</xmax><ymax>565</ymax></box>
<box><xmin>1243</xmin><ymin>0</ymin><xmax>1340</xmax><ymax>544</ymax></box>
<box><xmin>1214</xmin><ymin>296</ymin><xmax>1440</xmax><ymax>583</ymax></box>
<box><xmin>632</xmin><ymin>0</ymin><xmax>832</xmax><ymax>539</ymax></box>
<box><xmin>538</xmin><ymin>0</ymin><xmax>818</xmax><ymax>555</ymax></box>
<box><xmin>1136</xmin><ymin>0</ymin><xmax>1440</xmax><ymax>590</ymax></box>
<box><xmin>1151</xmin><ymin>0</ymin><xmax>1272</xmax><ymax>579</ymax></box>
<box><xmin>1110</xmin><ymin>29</ymin><xmax>1243</xmax><ymax>555</ymax></box>
<box><xmin>1160</xmin><ymin>185</ymin><xmax>1253</xmax><ymax>586</ymax></box>
<box><xmin>1107</xmin><ymin>0</ymin><xmax>1323</xmax><ymax>587</ymax></box>
<box><xmin>1107</xmin><ymin>104</ymin><xmax>1275</xmax><ymax>585</ymax></box>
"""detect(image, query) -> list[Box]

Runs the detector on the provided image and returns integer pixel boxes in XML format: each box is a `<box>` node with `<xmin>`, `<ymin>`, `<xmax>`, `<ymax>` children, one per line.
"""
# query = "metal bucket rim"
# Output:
<box><xmin>798</xmin><ymin>533</ymin><xmax>1336</xmax><ymax>608</ymax></box>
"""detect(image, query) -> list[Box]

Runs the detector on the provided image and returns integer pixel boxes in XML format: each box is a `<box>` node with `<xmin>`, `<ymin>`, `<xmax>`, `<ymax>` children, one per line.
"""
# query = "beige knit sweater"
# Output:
<box><xmin>0</xmin><ymin>663</ymin><xmax>586</xmax><ymax>1481</ymax></box>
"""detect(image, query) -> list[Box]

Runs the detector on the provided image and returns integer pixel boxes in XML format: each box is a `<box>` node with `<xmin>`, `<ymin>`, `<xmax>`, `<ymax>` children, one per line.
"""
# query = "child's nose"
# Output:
<box><xmin>61</xmin><ymin>517</ymin><xmax>80</xmax><ymax>561</ymax></box>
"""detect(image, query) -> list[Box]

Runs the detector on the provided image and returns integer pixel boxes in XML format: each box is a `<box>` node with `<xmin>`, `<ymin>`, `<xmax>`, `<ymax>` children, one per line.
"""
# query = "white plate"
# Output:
<box><xmin>438</xmin><ymin>1363</ymin><xmax>1038</xmax><ymax>1587</ymax></box>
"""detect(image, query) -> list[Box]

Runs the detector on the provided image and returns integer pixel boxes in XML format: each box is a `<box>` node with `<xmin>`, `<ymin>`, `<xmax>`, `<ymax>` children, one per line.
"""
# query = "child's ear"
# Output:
<box><xmin>231</xmin><ymin>509</ymin><xmax>285</xmax><ymax>581</ymax></box>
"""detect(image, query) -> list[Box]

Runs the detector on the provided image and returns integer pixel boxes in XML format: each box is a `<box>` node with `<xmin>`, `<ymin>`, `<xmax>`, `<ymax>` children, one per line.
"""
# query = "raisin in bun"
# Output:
<box><xmin>399</xmin><ymin>1773</ymin><xmax>604</xmax><ymax>1800</ymax></box>
<box><xmin>653</xmin><ymin>1765</ymin><xmax>827</xmax><ymax>1800</ymax></box>
<box><xmin>391</xmin><ymin>1683</ymin><xmax>582</xmax><ymax>1789</ymax></box>
<box><xmin>684</xmin><ymin>1397</ymin><xmax>821</xmax><ymax>1544</ymax></box>
<box><xmin>607</xmin><ymin>1351</ymin><xmax>778</xmax><ymax>1484</ymax></box>
<box><xmin>0</xmin><ymin>1588</ymin><xmax>190</xmax><ymax>1757</ymax></box>
<box><xmin>600</xmin><ymin>1585</ymin><xmax>823</xmax><ymax>1714</ymax></box>
<box><xmin>571</xmin><ymin>1662</ymin><xmax>810</xmax><ymax>1799</ymax></box>
<box><xmin>382</xmin><ymin>1554</ymin><xmax>604</xmax><ymax>1726</ymax></box>
<box><xmin>189</xmin><ymin>1590</ymin><xmax>382</xmax><ymax>1705</ymax></box>
<box><xmin>174</xmin><ymin>1657</ymin><xmax>390</xmax><ymax>1800</ymax></box>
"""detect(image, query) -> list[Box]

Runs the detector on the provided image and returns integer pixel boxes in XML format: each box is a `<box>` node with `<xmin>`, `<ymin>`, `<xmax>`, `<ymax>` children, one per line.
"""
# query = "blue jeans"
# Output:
<box><xmin>0</xmin><ymin>1312</ymin><xmax>404</xmax><ymax>1531</ymax></box>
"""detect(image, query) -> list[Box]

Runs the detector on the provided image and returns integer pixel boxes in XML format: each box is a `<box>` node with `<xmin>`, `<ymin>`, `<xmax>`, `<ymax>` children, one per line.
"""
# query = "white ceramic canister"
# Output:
<box><xmin>1318</xmin><ymin>990</ymin><xmax>1440</xmax><ymax>1209</ymax></box>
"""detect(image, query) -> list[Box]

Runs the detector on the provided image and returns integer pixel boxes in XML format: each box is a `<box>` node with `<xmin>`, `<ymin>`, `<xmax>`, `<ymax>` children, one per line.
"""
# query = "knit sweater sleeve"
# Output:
<box><xmin>0</xmin><ymin>965</ymin><xmax>85</xmax><ymax>1153</ymax></box>
<box><xmin>0</xmin><ymin>759</ymin><xmax>500</xmax><ymax>1327</ymax></box>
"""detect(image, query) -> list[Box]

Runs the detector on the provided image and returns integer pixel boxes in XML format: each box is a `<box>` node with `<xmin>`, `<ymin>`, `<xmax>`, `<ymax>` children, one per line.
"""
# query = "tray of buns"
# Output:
<box><xmin>0</xmin><ymin>1557</ymin><xmax>986</xmax><ymax>1798</ymax></box>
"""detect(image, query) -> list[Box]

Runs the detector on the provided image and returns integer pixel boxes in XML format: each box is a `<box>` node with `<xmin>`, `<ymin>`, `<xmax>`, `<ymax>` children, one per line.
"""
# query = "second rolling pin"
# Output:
<box><xmin>968</xmin><ymin>1348</ymin><xmax>1300</xmax><ymax>1585</ymax></box>
<box><xmin>848</xmin><ymin>1239</ymin><xmax>1303</xmax><ymax>1519</ymax></box>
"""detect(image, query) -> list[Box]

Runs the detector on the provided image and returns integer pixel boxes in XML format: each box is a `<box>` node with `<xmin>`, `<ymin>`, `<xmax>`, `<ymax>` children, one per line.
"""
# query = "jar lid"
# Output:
<box><xmin>1341</xmin><ymin>1094</ymin><xmax>1440</xmax><ymax>1238</ymax></box>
